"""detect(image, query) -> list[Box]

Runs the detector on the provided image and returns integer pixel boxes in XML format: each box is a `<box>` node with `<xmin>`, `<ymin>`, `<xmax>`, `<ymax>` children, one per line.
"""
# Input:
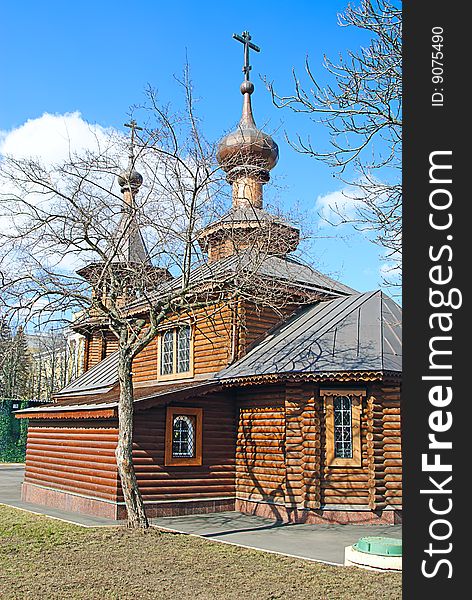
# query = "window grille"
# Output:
<box><xmin>333</xmin><ymin>395</ymin><xmax>353</xmax><ymax>458</ymax></box>
<box><xmin>177</xmin><ymin>326</ymin><xmax>191</xmax><ymax>373</ymax></box>
<box><xmin>172</xmin><ymin>415</ymin><xmax>195</xmax><ymax>458</ymax></box>
<box><xmin>160</xmin><ymin>329</ymin><xmax>174</xmax><ymax>375</ymax></box>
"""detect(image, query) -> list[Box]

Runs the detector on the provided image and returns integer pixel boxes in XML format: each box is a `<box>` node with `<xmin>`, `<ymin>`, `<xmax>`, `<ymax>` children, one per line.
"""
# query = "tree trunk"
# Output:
<box><xmin>115</xmin><ymin>349</ymin><xmax>149</xmax><ymax>528</ymax></box>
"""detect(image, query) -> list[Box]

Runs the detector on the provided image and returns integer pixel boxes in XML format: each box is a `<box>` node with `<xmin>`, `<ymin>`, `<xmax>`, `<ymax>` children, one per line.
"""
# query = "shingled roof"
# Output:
<box><xmin>217</xmin><ymin>290</ymin><xmax>402</xmax><ymax>381</ymax></box>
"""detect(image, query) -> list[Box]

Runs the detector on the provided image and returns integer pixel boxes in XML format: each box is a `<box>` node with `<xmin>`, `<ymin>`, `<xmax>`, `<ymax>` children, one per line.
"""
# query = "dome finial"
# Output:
<box><xmin>118</xmin><ymin>119</ymin><xmax>144</xmax><ymax>195</ymax></box>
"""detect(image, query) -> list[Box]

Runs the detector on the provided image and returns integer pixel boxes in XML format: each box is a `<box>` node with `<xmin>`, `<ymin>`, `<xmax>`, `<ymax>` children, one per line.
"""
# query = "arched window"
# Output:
<box><xmin>333</xmin><ymin>395</ymin><xmax>352</xmax><ymax>458</ymax></box>
<box><xmin>172</xmin><ymin>415</ymin><xmax>195</xmax><ymax>458</ymax></box>
<box><xmin>165</xmin><ymin>407</ymin><xmax>203</xmax><ymax>466</ymax></box>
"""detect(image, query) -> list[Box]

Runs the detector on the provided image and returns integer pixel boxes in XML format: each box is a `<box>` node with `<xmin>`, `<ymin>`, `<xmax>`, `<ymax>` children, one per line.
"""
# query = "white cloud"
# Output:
<box><xmin>380</xmin><ymin>261</ymin><xmax>401</xmax><ymax>278</ymax></box>
<box><xmin>0</xmin><ymin>111</ymin><xmax>115</xmax><ymax>165</ymax></box>
<box><xmin>0</xmin><ymin>113</ymin><xmax>125</xmax><ymax>273</ymax></box>
<box><xmin>315</xmin><ymin>187</ymin><xmax>363</xmax><ymax>226</ymax></box>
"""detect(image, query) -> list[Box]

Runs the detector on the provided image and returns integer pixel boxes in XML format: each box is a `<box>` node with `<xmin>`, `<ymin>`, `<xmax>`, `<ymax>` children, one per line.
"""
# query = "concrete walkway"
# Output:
<box><xmin>151</xmin><ymin>512</ymin><xmax>401</xmax><ymax>565</ymax></box>
<box><xmin>0</xmin><ymin>464</ymin><xmax>123</xmax><ymax>527</ymax></box>
<box><xmin>1</xmin><ymin>465</ymin><xmax>401</xmax><ymax>565</ymax></box>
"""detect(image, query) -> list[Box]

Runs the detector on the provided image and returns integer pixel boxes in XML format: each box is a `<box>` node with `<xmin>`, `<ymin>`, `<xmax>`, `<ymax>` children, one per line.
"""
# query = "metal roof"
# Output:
<box><xmin>217</xmin><ymin>290</ymin><xmax>402</xmax><ymax>380</ymax></box>
<box><xmin>108</xmin><ymin>211</ymin><xmax>152</xmax><ymax>266</ymax></box>
<box><xmin>125</xmin><ymin>250</ymin><xmax>355</xmax><ymax>313</ymax></box>
<box><xmin>209</xmin><ymin>205</ymin><xmax>293</xmax><ymax>227</ymax></box>
<box><xmin>54</xmin><ymin>351</ymin><xmax>119</xmax><ymax>397</ymax></box>
<box><xmin>15</xmin><ymin>380</ymin><xmax>219</xmax><ymax>414</ymax></box>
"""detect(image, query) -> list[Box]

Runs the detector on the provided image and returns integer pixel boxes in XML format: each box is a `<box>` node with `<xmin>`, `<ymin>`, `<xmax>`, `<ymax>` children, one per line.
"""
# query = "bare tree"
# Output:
<box><xmin>0</xmin><ymin>67</ymin><xmax>316</xmax><ymax>527</ymax></box>
<box><xmin>267</xmin><ymin>0</ymin><xmax>401</xmax><ymax>281</ymax></box>
<box><xmin>26</xmin><ymin>330</ymin><xmax>70</xmax><ymax>402</ymax></box>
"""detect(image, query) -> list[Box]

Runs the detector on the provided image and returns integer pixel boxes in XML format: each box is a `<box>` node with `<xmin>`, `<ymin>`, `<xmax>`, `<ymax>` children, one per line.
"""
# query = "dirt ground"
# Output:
<box><xmin>0</xmin><ymin>506</ymin><xmax>402</xmax><ymax>600</ymax></box>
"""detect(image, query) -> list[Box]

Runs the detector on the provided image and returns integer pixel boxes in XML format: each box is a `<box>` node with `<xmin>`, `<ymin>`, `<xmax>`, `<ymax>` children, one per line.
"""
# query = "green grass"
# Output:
<box><xmin>0</xmin><ymin>506</ymin><xmax>401</xmax><ymax>600</ymax></box>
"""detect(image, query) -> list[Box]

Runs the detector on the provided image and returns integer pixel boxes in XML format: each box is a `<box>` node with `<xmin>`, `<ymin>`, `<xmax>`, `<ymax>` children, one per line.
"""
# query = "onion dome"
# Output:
<box><xmin>216</xmin><ymin>81</ymin><xmax>279</xmax><ymax>183</ymax></box>
<box><xmin>117</xmin><ymin>166</ymin><xmax>143</xmax><ymax>194</ymax></box>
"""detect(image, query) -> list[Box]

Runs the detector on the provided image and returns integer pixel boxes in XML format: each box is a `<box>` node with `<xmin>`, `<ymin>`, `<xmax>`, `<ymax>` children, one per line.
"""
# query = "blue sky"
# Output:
<box><xmin>1</xmin><ymin>0</ymin><xmax>391</xmax><ymax>294</ymax></box>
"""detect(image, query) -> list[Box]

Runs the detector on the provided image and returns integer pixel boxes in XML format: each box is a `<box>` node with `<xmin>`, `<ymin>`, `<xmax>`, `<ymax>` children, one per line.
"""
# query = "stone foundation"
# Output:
<box><xmin>22</xmin><ymin>482</ymin><xmax>118</xmax><ymax>519</ymax></box>
<box><xmin>236</xmin><ymin>498</ymin><xmax>402</xmax><ymax>525</ymax></box>
<box><xmin>22</xmin><ymin>483</ymin><xmax>235</xmax><ymax>521</ymax></box>
<box><xmin>117</xmin><ymin>498</ymin><xmax>235</xmax><ymax>520</ymax></box>
<box><xmin>22</xmin><ymin>484</ymin><xmax>402</xmax><ymax>525</ymax></box>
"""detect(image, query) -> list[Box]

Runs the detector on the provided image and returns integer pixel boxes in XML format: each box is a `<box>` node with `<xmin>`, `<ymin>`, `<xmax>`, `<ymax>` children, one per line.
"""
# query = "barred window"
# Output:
<box><xmin>321</xmin><ymin>389</ymin><xmax>364</xmax><ymax>467</ymax></box>
<box><xmin>160</xmin><ymin>329</ymin><xmax>174</xmax><ymax>375</ymax></box>
<box><xmin>165</xmin><ymin>407</ymin><xmax>203</xmax><ymax>466</ymax></box>
<box><xmin>333</xmin><ymin>395</ymin><xmax>353</xmax><ymax>459</ymax></box>
<box><xmin>172</xmin><ymin>415</ymin><xmax>195</xmax><ymax>458</ymax></box>
<box><xmin>177</xmin><ymin>326</ymin><xmax>191</xmax><ymax>373</ymax></box>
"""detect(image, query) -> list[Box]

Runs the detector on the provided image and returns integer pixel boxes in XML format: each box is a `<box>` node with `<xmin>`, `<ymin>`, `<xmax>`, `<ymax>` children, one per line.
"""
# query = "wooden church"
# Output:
<box><xmin>16</xmin><ymin>34</ymin><xmax>402</xmax><ymax>525</ymax></box>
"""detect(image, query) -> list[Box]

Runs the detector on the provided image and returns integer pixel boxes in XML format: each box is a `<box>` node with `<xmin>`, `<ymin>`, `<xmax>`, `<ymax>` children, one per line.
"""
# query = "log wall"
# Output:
<box><xmin>23</xmin><ymin>419</ymin><xmax>119</xmax><ymax>501</ymax></box>
<box><xmin>235</xmin><ymin>382</ymin><xmax>402</xmax><ymax>512</ymax></box>
<box><xmin>381</xmin><ymin>385</ymin><xmax>402</xmax><ymax>508</ymax></box>
<box><xmin>235</xmin><ymin>385</ymin><xmax>286</xmax><ymax>506</ymax></box>
<box><xmin>131</xmin><ymin>391</ymin><xmax>236</xmax><ymax>502</ymax></box>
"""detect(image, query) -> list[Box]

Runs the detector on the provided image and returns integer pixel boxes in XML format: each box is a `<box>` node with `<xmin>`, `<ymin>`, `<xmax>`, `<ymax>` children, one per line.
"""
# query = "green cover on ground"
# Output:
<box><xmin>353</xmin><ymin>536</ymin><xmax>402</xmax><ymax>556</ymax></box>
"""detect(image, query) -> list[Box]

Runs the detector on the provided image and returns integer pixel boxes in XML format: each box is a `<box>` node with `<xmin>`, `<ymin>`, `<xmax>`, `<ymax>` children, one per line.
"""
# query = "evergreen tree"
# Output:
<box><xmin>0</xmin><ymin>320</ymin><xmax>31</xmax><ymax>461</ymax></box>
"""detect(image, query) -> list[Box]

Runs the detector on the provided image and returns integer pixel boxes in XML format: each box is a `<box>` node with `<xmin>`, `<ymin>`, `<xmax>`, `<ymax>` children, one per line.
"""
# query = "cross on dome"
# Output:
<box><xmin>232</xmin><ymin>31</ymin><xmax>260</xmax><ymax>81</ymax></box>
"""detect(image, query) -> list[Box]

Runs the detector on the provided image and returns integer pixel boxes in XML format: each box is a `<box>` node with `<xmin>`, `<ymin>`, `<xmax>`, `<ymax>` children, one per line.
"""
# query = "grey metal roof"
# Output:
<box><xmin>17</xmin><ymin>380</ymin><xmax>219</xmax><ymax>414</ymax></box>
<box><xmin>126</xmin><ymin>249</ymin><xmax>354</xmax><ymax>313</ymax></box>
<box><xmin>54</xmin><ymin>351</ymin><xmax>119</xmax><ymax>397</ymax></box>
<box><xmin>217</xmin><ymin>290</ymin><xmax>402</xmax><ymax>380</ymax></box>
<box><xmin>212</xmin><ymin>205</ymin><xmax>293</xmax><ymax>227</ymax></box>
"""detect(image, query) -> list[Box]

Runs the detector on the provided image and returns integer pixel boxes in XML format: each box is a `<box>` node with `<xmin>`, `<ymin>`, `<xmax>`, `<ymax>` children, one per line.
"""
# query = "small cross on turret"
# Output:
<box><xmin>124</xmin><ymin>119</ymin><xmax>143</xmax><ymax>161</ymax></box>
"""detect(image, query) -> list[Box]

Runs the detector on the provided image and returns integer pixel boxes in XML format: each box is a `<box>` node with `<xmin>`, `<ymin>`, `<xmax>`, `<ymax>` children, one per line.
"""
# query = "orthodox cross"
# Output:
<box><xmin>124</xmin><ymin>119</ymin><xmax>143</xmax><ymax>160</ymax></box>
<box><xmin>232</xmin><ymin>31</ymin><xmax>260</xmax><ymax>81</ymax></box>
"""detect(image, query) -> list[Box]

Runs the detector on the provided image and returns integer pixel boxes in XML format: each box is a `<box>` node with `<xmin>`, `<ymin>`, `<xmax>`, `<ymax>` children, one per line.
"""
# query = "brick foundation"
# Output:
<box><xmin>235</xmin><ymin>498</ymin><xmax>402</xmax><ymax>525</ymax></box>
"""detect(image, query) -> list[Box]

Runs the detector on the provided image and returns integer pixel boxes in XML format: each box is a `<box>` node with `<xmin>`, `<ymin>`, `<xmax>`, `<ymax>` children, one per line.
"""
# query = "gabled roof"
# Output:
<box><xmin>217</xmin><ymin>290</ymin><xmax>402</xmax><ymax>381</ymax></box>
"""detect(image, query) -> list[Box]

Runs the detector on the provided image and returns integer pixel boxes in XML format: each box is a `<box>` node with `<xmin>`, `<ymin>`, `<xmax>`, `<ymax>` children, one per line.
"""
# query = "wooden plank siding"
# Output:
<box><xmin>132</xmin><ymin>304</ymin><xmax>234</xmax><ymax>383</ymax></box>
<box><xmin>85</xmin><ymin>331</ymin><xmax>119</xmax><ymax>371</ymax></box>
<box><xmin>130</xmin><ymin>392</ymin><xmax>237</xmax><ymax>502</ymax></box>
<box><xmin>84</xmin><ymin>301</ymin><xmax>297</xmax><ymax>382</ymax></box>
<box><xmin>24</xmin><ymin>419</ymin><xmax>119</xmax><ymax>501</ymax></box>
